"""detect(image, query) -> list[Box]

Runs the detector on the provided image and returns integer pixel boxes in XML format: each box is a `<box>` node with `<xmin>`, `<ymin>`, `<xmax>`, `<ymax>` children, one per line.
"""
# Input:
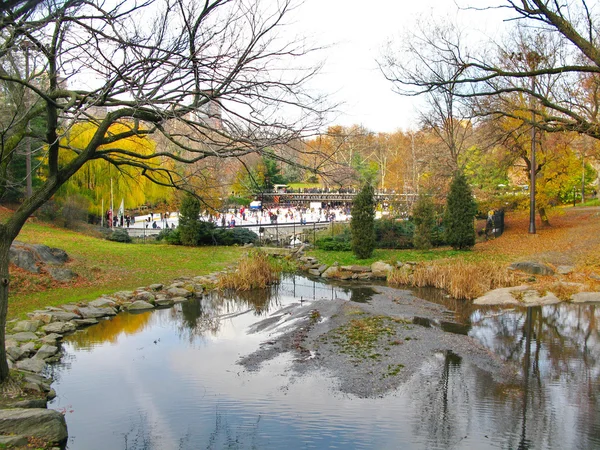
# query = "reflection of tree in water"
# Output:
<box><xmin>469</xmin><ymin>304</ymin><xmax>600</xmax><ymax>449</ymax></box>
<box><xmin>66</xmin><ymin>312</ymin><xmax>154</xmax><ymax>350</ymax></box>
<box><xmin>412</xmin><ymin>350</ymin><xmax>468</xmax><ymax>449</ymax></box>
<box><xmin>171</xmin><ymin>286</ymin><xmax>282</xmax><ymax>341</ymax></box>
<box><xmin>207</xmin><ymin>410</ymin><xmax>261</xmax><ymax>450</ymax></box>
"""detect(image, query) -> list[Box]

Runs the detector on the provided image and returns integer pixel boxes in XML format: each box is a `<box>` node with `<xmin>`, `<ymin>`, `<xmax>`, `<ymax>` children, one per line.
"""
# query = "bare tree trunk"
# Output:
<box><xmin>0</xmin><ymin>232</ymin><xmax>11</xmax><ymax>382</ymax></box>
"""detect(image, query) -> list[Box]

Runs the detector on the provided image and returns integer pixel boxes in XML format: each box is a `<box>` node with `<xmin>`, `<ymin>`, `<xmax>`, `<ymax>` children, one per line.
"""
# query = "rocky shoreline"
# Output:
<box><xmin>1</xmin><ymin>272</ymin><xmax>219</xmax><ymax>447</ymax></box>
<box><xmin>2</xmin><ymin>244</ymin><xmax>599</xmax><ymax>447</ymax></box>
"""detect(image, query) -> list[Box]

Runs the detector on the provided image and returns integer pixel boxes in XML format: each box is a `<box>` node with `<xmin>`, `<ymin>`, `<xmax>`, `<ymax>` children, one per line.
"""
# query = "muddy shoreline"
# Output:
<box><xmin>238</xmin><ymin>284</ymin><xmax>518</xmax><ymax>398</ymax></box>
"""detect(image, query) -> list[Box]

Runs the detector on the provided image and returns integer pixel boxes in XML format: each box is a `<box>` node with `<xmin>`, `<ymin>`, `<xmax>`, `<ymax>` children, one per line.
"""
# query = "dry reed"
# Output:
<box><xmin>217</xmin><ymin>250</ymin><xmax>281</xmax><ymax>291</ymax></box>
<box><xmin>388</xmin><ymin>260</ymin><xmax>518</xmax><ymax>300</ymax></box>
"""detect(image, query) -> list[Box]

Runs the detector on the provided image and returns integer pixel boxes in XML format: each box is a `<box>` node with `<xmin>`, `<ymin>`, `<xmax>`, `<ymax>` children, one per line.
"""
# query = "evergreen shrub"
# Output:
<box><xmin>444</xmin><ymin>172</ymin><xmax>477</xmax><ymax>250</ymax></box>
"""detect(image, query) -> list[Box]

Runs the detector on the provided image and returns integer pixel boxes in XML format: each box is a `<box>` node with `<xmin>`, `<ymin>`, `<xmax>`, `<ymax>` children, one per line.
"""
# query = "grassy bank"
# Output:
<box><xmin>308</xmin><ymin>206</ymin><xmax>600</xmax><ymax>299</ymax></box>
<box><xmin>9</xmin><ymin>219</ymin><xmax>243</xmax><ymax>319</ymax></box>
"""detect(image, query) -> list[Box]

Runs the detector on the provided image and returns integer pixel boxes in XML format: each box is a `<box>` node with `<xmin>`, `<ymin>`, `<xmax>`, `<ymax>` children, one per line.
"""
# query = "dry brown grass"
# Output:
<box><xmin>217</xmin><ymin>250</ymin><xmax>281</xmax><ymax>291</ymax></box>
<box><xmin>389</xmin><ymin>260</ymin><xmax>518</xmax><ymax>300</ymax></box>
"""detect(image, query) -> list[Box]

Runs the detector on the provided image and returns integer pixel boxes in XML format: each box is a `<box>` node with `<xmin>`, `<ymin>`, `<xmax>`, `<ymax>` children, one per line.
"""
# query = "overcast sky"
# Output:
<box><xmin>295</xmin><ymin>0</ymin><xmax>506</xmax><ymax>133</ymax></box>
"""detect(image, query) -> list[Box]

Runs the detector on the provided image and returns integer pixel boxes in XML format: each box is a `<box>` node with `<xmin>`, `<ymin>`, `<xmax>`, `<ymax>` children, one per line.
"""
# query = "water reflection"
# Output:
<box><xmin>48</xmin><ymin>276</ymin><xmax>599</xmax><ymax>450</ymax></box>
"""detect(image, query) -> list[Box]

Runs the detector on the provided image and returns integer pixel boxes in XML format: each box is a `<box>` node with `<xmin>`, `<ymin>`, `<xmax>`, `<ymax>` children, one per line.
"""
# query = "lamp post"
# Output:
<box><xmin>529</xmin><ymin>74</ymin><xmax>536</xmax><ymax>234</ymax></box>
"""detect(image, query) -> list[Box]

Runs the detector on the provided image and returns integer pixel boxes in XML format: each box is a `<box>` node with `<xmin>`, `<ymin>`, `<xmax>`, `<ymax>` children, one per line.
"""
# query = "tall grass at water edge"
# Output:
<box><xmin>217</xmin><ymin>250</ymin><xmax>283</xmax><ymax>291</ymax></box>
<box><xmin>388</xmin><ymin>260</ymin><xmax>518</xmax><ymax>300</ymax></box>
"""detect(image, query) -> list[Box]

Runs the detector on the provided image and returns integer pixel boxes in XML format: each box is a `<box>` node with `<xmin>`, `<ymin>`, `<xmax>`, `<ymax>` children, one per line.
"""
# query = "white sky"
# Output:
<box><xmin>294</xmin><ymin>0</ymin><xmax>508</xmax><ymax>133</ymax></box>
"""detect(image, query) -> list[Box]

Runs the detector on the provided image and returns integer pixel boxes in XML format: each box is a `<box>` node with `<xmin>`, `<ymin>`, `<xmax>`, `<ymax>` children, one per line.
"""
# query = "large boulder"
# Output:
<box><xmin>12</xmin><ymin>320</ymin><xmax>42</xmax><ymax>333</ymax></box>
<box><xmin>9</xmin><ymin>241</ymin><xmax>69</xmax><ymax>273</ymax></box>
<box><xmin>0</xmin><ymin>408</ymin><xmax>67</xmax><ymax>444</ymax></box>
<box><xmin>34</xmin><ymin>344</ymin><xmax>59</xmax><ymax>360</ymax></box>
<box><xmin>30</xmin><ymin>310</ymin><xmax>80</xmax><ymax>324</ymax></box>
<box><xmin>16</xmin><ymin>358</ymin><xmax>46</xmax><ymax>373</ymax></box>
<box><xmin>509</xmin><ymin>261</ymin><xmax>555</xmax><ymax>276</ymax></box>
<box><xmin>571</xmin><ymin>292</ymin><xmax>600</xmax><ymax>303</ymax></box>
<box><xmin>8</xmin><ymin>332</ymin><xmax>38</xmax><ymax>342</ymax></box>
<box><xmin>474</xmin><ymin>285</ymin><xmax>561</xmax><ymax>306</ymax></box>
<box><xmin>77</xmin><ymin>306</ymin><xmax>116</xmax><ymax>319</ymax></box>
<box><xmin>88</xmin><ymin>297</ymin><xmax>117</xmax><ymax>308</ymax></box>
<box><xmin>42</xmin><ymin>321</ymin><xmax>77</xmax><ymax>334</ymax></box>
<box><xmin>166</xmin><ymin>287</ymin><xmax>192</xmax><ymax>298</ymax></box>
<box><xmin>127</xmin><ymin>300</ymin><xmax>155</xmax><ymax>311</ymax></box>
<box><xmin>134</xmin><ymin>291</ymin><xmax>156</xmax><ymax>303</ymax></box>
<box><xmin>371</xmin><ymin>261</ymin><xmax>393</xmax><ymax>279</ymax></box>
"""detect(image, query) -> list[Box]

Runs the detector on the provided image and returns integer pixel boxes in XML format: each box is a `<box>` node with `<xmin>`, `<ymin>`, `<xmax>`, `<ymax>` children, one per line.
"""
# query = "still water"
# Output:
<box><xmin>49</xmin><ymin>276</ymin><xmax>599</xmax><ymax>450</ymax></box>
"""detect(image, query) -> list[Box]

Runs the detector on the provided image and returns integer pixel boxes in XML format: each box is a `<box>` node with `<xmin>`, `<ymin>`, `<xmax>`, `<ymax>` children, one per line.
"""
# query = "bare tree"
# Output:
<box><xmin>0</xmin><ymin>0</ymin><xmax>329</xmax><ymax>381</ymax></box>
<box><xmin>380</xmin><ymin>1</ymin><xmax>600</xmax><ymax>140</ymax></box>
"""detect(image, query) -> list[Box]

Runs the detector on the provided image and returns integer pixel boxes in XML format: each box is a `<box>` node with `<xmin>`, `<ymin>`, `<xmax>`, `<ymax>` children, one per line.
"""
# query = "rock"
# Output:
<box><xmin>134</xmin><ymin>291</ymin><xmax>156</xmax><ymax>303</ymax></box>
<box><xmin>72</xmin><ymin>318</ymin><xmax>99</xmax><ymax>327</ymax></box>
<box><xmin>321</xmin><ymin>266</ymin><xmax>339</xmax><ymax>279</ymax></box>
<box><xmin>167</xmin><ymin>287</ymin><xmax>192</xmax><ymax>298</ymax></box>
<box><xmin>88</xmin><ymin>297</ymin><xmax>117</xmax><ymax>308</ymax></box>
<box><xmin>8</xmin><ymin>332</ymin><xmax>38</xmax><ymax>342</ymax></box>
<box><xmin>34</xmin><ymin>344</ymin><xmax>59</xmax><ymax>360</ymax></box>
<box><xmin>556</xmin><ymin>265</ymin><xmax>575</xmax><ymax>275</ymax></box>
<box><xmin>42</xmin><ymin>321</ymin><xmax>77</xmax><ymax>334</ymax></box>
<box><xmin>12</xmin><ymin>320</ymin><xmax>42</xmax><ymax>333</ymax></box>
<box><xmin>474</xmin><ymin>285</ymin><xmax>560</xmax><ymax>306</ymax></box>
<box><xmin>46</xmin><ymin>389</ymin><xmax>56</xmax><ymax>400</ymax></box>
<box><xmin>24</xmin><ymin>381</ymin><xmax>43</xmax><ymax>392</ymax></box>
<box><xmin>0</xmin><ymin>408</ymin><xmax>68</xmax><ymax>443</ymax></box>
<box><xmin>41</xmin><ymin>333</ymin><xmax>62</xmax><ymax>344</ymax></box>
<box><xmin>113</xmin><ymin>291</ymin><xmax>134</xmax><ymax>301</ymax></box>
<box><xmin>127</xmin><ymin>300</ymin><xmax>155</xmax><ymax>311</ymax></box>
<box><xmin>154</xmin><ymin>298</ymin><xmax>174</xmax><ymax>307</ymax></box>
<box><xmin>589</xmin><ymin>273</ymin><xmax>600</xmax><ymax>281</ymax></box>
<box><xmin>46</xmin><ymin>266</ymin><xmax>77</xmax><ymax>282</ymax></box>
<box><xmin>11</xmin><ymin>399</ymin><xmax>47</xmax><ymax>409</ymax></box>
<box><xmin>371</xmin><ymin>261</ymin><xmax>393</xmax><ymax>279</ymax></box>
<box><xmin>148</xmin><ymin>283</ymin><xmax>163</xmax><ymax>291</ymax></box>
<box><xmin>308</xmin><ymin>268</ymin><xmax>322</xmax><ymax>276</ymax></box>
<box><xmin>571</xmin><ymin>292</ymin><xmax>600</xmax><ymax>303</ymax></box>
<box><xmin>6</xmin><ymin>345</ymin><xmax>27</xmax><ymax>361</ymax></box>
<box><xmin>171</xmin><ymin>297</ymin><xmax>188</xmax><ymax>303</ymax></box>
<box><xmin>31</xmin><ymin>310</ymin><xmax>80</xmax><ymax>323</ymax></box>
<box><xmin>0</xmin><ymin>435</ymin><xmax>28</xmax><ymax>447</ymax></box>
<box><xmin>317</xmin><ymin>264</ymin><xmax>328</xmax><ymax>274</ymax></box>
<box><xmin>21</xmin><ymin>342</ymin><xmax>36</xmax><ymax>355</ymax></box>
<box><xmin>341</xmin><ymin>265</ymin><xmax>371</xmax><ymax>273</ymax></box>
<box><xmin>509</xmin><ymin>261</ymin><xmax>555</xmax><ymax>276</ymax></box>
<box><xmin>355</xmin><ymin>272</ymin><xmax>372</xmax><ymax>280</ymax></box>
<box><xmin>9</xmin><ymin>241</ymin><xmax>69</xmax><ymax>272</ymax></box>
<box><xmin>16</xmin><ymin>358</ymin><xmax>46</xmax><ymax>373</ymax></box>
<box><xmin>77</xmin><ymin>306</ymin><xmax>116</xmax><ymax>319</ymax></box>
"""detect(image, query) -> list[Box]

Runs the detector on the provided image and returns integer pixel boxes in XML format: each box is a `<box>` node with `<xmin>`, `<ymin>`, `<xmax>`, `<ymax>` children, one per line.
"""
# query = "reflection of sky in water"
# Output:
<box><xmin>49</xmin><ymin>276</ymin><xmax>599</xmax><ymax>450</ymax></box>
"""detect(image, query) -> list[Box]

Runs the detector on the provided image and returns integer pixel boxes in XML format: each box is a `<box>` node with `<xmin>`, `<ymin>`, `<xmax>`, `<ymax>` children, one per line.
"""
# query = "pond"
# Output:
<box><xmin>48</xmin><ymin>275</ymin><xmax>599</xmax><ymax>450</ymax></box>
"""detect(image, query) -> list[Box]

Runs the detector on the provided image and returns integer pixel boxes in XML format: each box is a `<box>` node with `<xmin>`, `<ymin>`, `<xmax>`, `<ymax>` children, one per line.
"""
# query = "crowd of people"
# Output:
<box><xmin>105</xmin><ymin>203</ymin><xmax>353</xmax><ymax>230</ymax></box>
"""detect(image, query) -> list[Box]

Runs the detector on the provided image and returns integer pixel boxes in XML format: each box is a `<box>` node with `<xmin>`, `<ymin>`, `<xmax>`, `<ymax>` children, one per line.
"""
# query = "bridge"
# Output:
<box><xmin>259</xmin><ymin>191</ymin><xmax>417</xmax><ymax>205</ymax></box>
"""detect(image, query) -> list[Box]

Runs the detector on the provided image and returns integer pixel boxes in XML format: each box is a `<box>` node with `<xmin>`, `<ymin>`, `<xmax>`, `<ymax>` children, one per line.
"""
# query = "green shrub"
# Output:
<box><xmin>179</xmin><ymin>194</ymin><xmax>201</xmax><ymax>246</ymax></box>
<box><xmin>374</xmin><ymin>219</ymin><xmax>414</xmax><ymax>249</ymax></box>
<box><xmin>412</xmin><ymin>194</ymin><xmax>435</xmax><ymax>250</ymax></box>
<box><xmin>107</xmin><ymin>228</ymin><xmax>132</xmax><ymax>243</ymax></box>
<box><xmin>444</xmin><ymin>172</ymin><xmax>477</xmax><ymax>250</ymax></box>
<box><xmin>351</xmin><ymin>183</ymin><xmax>376</xmax><ymax>259</ymax></box>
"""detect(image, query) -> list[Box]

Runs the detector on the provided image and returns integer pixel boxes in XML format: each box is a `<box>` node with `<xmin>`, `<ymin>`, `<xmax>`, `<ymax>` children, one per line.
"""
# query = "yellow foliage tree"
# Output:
<box><xmin>57</xmin><ymin>122</ymin><xmax>175</xmax><ymax>215</ymax></box>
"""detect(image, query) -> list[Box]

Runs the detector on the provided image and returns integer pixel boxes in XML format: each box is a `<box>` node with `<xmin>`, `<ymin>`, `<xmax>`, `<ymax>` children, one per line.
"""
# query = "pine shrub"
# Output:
<box><xmin>178</xmin><ymin>194</ymin><xmax>201</xmax><ymax>246</ymax></box>
<box><xmin>412</xmin><ymin>193</ymin><xmax>435</xmax><ymax>250</ymax></box>
<box><xmin>351</xmin><ymin>183</ymin><xmax>375</xmax><ymax>259</ymax></box>
<box><xmin>444</xmin><ymin>172</ymin><xmax>477</xmax><ymax>250</ymax></box>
